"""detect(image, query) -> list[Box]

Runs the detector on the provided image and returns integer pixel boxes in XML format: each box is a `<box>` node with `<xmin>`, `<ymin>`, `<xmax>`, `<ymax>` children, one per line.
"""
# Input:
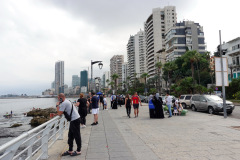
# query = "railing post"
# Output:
<box><xmin>0</xmin><ymin>138</ymin><xmax>25</xmax><ymax>160</ymax></box>
<box><xmin>58</xmin><ymin>117</ymin><xmax>65</xmax><ymax>140</ymax></box>
<box><xmin>40</xmin><ymin>122</ymin><xmax>54</xmax><ymax>160</ymax></box>
<box><xmin>27</xmin><ymin>136</ymin><xmax>36</xmax><ymax>160</ymax></box>
<box><xmin>52</xmin><ymin>121</ymin><xmax>58</xmax><ymax>143</ymax></box>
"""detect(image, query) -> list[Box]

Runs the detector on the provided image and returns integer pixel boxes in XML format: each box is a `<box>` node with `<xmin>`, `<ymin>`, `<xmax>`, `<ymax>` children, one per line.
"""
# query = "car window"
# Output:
<box><xmin>180</xmin><ymin>96</ymin><xmax>185</xmax><ymax>99</ymax></box>
<box><xmin>205</xmin><ymin>95</ymin><xmax>222</xmax><ymax>101</ymax></box>
<box><xmin>192</xmin><ymin>96</ymin><xmax>200</xmax><ymax>101</ymax></box>
<box><xmin>199</xmin><ymin>96</ymin><xmax>206</xmax><ymax>102</ymax></box>
<box><xmin>185</xmin><ymin>96</ymin><xmax>192</xmax><ymax>100</ymax></box>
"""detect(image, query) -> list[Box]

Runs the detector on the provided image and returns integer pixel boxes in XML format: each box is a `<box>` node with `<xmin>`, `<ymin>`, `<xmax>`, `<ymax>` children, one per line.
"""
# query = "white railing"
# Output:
<box><xmin>0</xmin><ymin>116</ymin><xmax>68</xmax><ymax>160</ymax></box>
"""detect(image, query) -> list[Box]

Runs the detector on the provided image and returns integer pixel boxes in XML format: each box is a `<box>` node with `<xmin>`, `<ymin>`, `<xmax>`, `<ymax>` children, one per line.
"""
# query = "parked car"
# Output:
<box><xmin>190</xmin><ymin>95</ymin><xmax>235</xmax><ymax>114</ymax></box>
<box><xmin>179</xmin><ymin>94</ymin><xmax>193</xmax><ymax>109</ymax></box>
<box><xmin>161</xmin><ymin>96</ymin><xmax>176</xmax><ymax>105</ymax></box>
<box><xmin>139</xmin><ymin>95</ymin><xmax>145</xmax><ymax>102</ymax></box>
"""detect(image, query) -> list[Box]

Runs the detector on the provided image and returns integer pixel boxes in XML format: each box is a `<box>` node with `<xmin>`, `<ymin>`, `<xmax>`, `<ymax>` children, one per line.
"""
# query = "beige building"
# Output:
<box><xmin>110</xmin><ymin>55</ymin><xmax>124</xmax><ymax>89</ymax></box>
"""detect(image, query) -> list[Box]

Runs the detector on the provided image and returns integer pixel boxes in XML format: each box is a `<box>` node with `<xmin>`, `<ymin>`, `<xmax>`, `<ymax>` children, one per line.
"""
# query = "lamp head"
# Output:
<box><xmin>98</xmin><ymin>62</ymin><xmax>103</xmax><ymax>69</ymax></box>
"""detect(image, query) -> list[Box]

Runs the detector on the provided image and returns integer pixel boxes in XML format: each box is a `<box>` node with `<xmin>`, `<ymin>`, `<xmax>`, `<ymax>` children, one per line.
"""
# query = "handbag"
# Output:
<box><xmin>63</xmin><ymin>104</ymin><xmax>73</xmax><ymax>121</ymax></box>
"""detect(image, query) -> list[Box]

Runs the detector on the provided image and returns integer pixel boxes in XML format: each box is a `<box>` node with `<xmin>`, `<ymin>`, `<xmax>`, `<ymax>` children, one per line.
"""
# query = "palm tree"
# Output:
<box><xmin>155</xmin><ymin>62</ymin><xmax>163</xmax><ymax>93</ymax></box>
<box><xmin>182</xmin><ymin>50</ymin><xmax>198</xmax><ymax>83</ymax></box>
<box><xmin>126</xmin><ymin>76</ymin><xmax>131</xmax><ymax>91</ymax></box>
<box><xmin>108</xmin><ymin>81</ymin><xmax>115</xmax><ymax>90</ymax></box>
<box><xmin>163</xmin><ymin>62</ymin><xmax>177</xmax><ymax>93</ymax></box>
<box><xmin>141</xmin><ymin>73</ymin><xmax>149</xmax><ymax>95</ymax></box>
<box><xmin>111</xmin><ymin>73</ymin><xmax>119</xmax><ymax>93</ymax></box>
<box><xmin>106</xmin><ymin>79</ymin><xmax>110</xmax><ymax>89</ymax></box>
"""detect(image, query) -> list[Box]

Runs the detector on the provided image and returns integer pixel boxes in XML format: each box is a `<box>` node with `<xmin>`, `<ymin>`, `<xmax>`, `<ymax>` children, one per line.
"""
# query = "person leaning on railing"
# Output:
<box><xmin>56</xmin><ymin>93</ymin><xmax>82</xmax><ymax>157</ymax></box>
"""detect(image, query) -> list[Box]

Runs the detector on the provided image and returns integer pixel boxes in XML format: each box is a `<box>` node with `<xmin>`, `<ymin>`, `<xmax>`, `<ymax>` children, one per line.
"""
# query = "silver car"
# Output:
<box><xmin>179</xmin><ymin>94</ymin><xmax>192</xmax><ymax>109</ymax></box>
<box><xmin>191</xmin><ymin>95</ymin><xmax>235</xmax><ymax>114</ymax></box>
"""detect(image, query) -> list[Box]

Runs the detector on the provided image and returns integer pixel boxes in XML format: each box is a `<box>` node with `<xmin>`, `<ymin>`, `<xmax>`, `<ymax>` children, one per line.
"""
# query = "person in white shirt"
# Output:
<box><xmin>165</xmin><ymin>93</ymin><xmax>172</xmax><ymax>118</ymax></box>
<box><xmin>103</xmin><ymin>95</ymin><xmax>108</xmax><ymax>110</ymax></box>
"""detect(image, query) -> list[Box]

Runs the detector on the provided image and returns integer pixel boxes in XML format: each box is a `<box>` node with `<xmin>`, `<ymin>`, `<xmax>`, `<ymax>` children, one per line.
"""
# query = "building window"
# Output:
<box><xmin>232</xmin><ymin>58</ymin><xmax>236</xmax><ymax>65</ymax></box>
<box><xmin>237</xmin><ymin>57</ymin><xmax>239</xmax><ymax>65</ymax></box>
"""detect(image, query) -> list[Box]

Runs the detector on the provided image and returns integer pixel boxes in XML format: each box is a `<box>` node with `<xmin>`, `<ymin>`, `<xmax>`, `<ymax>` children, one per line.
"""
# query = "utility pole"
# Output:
<box><xmin>219</xmin><ymin>30</ymin><xmax>227</xmax><ymax>118</ymax></box>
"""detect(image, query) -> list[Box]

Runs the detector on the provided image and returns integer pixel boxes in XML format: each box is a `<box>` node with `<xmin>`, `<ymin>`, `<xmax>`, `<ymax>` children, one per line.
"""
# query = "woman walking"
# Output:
<box><xmin>125</xmin><ymin>94</ymin><xmax>132</xmax><ymax>118</ymax></box>
<box><xmin>75</xmin><ymin>93</ymin><xmax>89</xmax><ymax>128</ymax></box>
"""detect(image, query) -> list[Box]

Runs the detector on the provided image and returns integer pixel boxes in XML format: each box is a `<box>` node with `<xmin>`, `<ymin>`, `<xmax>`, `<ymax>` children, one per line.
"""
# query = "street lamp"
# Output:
<box><xmin>90</xmin><ymin>60</ymin><xmax>103</xmax><ymax>92</ymax></box>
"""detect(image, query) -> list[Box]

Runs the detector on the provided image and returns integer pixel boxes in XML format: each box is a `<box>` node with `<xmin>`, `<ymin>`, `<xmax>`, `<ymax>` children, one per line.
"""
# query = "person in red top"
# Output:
<box><xmin>131</xmin><ymin>92</ymin><xmax>142</xmax><ymax>118</ymax></box>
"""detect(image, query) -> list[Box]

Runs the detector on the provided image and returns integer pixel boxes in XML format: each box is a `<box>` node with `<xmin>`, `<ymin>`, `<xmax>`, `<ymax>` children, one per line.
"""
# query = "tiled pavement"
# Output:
<box><xmin>48</xmin><ymin>98</ymin><xmax>240</xmax><ymax>160</ymax></box>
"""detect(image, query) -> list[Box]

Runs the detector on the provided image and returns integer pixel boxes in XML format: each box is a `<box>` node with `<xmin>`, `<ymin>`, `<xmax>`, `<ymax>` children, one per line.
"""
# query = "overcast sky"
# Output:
<box><xmin>0</xmin><ymin>0</ymin><xmax>239</xmax><ymax>95</ymax></box>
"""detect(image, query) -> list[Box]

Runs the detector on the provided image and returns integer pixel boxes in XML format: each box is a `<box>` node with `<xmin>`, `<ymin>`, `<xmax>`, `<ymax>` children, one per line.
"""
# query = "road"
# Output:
<box><xmin>185</xmin><ymin>105</ymin><xmax>240</xmax><ymax>119</ymax></box>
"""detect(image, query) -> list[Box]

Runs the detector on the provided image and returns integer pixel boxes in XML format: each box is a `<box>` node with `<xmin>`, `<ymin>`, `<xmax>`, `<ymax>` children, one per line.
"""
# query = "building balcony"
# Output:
<box><xmin>227</xmin><ymin>48</ymin><xmax>240</xmax><ymax>56</ymax></box>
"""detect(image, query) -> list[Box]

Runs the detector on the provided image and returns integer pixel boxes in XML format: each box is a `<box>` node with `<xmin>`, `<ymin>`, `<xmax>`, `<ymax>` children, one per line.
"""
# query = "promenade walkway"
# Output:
<box><xmin>48</xmin><ymin>98</ymin><xmax>240</xmax><ymax>160</ymax></box>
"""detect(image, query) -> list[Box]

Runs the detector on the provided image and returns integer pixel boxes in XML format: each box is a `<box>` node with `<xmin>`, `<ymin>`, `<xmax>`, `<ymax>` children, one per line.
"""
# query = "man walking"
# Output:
<box><xmin>132</xmin><ymin>92</ymin><xmax>142</xmax><ymax>118</ymax></box>
<box><xmin>56</xmin><ymin>93</ymin><xmax>81</xmax><ymax>156</ymax></box>
<box><xmin>91</xmin><ymin>92</ymin><xmax>99</xmax><ymax>125</ymax></box>
<box><xmin>165</xmin><ymin>93</ymin><xmax>172</xmax><ymax>118</ymax></box>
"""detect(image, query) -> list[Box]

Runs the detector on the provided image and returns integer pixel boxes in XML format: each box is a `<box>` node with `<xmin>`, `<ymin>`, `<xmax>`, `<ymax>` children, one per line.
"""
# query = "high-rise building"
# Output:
<box><xmin>51</xmin><ymin>81</ymin><xmax>55</xmax><ymax>89</ymax></box>
<box><xmin>127</xmin><ymin>30</ymin><xmax>147</xmax><ymax>82</ymax></box>
<box><xmin>110</xmin><ymin>55</ymin><xmax>124</xmax><ymax>89</ymax></box>
<box><xmin>72</xmin><ymin>75</ymin><xmax>80</xmax><ymax>88</ymax></box>
<box><xmin>102</xmin><ymin>71</ymin><xmax>110</xmax><ymax>88</ymax></box>
<box><xmin>127</xmin><ymin>36</ymin><xmax>135</xmax><ymax>81</ymax></box>
<box><xmin>55</xmin><ymin>61</ymin><xmax>64</xmax><ymax>95</ymax></box>
<box><xmin>144</xmin><ymin>6</ymin><xmax>177</xmax><ymax>78</ymax></box>
<box><xmin>80</xmin><ymin>70</ymin><xmax>88</xmax><ymax>92</ymax></box>
<box><xmin>165</xmin><ymin>21</ymin><xmax>206</xmax><ymax>61</ymax></box>
<box><xmin>122</xmin><ymin>62</ymin><xmax>128</xmax><ymax>90</ymax></box>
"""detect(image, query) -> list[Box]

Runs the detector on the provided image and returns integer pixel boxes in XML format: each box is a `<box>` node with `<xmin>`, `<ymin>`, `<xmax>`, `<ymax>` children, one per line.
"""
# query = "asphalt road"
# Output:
<box><xmin>186</xmin><ymin>105</ymin><xmax>240</xmax><ymax>119</ymax></box>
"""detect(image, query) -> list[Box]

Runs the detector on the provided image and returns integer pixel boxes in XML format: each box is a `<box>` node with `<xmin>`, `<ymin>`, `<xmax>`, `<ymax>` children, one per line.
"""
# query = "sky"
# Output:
<box><xmin>0</xmin><ymin>0</ymin><xmax>239</xmax><ymax>95</ymax></box>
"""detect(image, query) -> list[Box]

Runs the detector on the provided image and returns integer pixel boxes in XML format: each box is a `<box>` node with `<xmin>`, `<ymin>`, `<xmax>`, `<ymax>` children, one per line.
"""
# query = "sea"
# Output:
<box><xmin>0</xmin><ymin>97</ymin><xmax>77</xmax><ymax>146</ymax></box>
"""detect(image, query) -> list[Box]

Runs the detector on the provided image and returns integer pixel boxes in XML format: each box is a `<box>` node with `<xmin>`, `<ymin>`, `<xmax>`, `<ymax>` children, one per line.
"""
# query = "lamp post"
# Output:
<box><xmin>90</xmin><ymin>60</ymin><xmax>103</xmax><ymax>92</ymax></box>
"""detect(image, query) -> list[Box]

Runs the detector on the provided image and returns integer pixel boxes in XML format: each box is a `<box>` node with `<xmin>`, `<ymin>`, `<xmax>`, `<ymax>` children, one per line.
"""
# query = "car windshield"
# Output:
<box><xmin>205</xmin><ymin>95</ymin><xmax>222</xmax><ymax>101</ymax></box>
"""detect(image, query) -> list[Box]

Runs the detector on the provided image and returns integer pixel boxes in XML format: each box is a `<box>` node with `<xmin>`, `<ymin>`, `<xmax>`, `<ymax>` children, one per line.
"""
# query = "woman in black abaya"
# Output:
<box><xmin>152</xmin><ymin>93</ymin><xmax>164</xmax><ymax>118</ymax></box>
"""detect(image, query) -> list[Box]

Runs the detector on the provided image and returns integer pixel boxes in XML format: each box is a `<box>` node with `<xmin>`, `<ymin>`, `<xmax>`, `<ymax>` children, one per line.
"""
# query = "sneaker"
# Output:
<box><xmin>82</xmin><ymin>125</ymin><xmax>86</xmax><ymax>128</ymax></box>
<box><xmin>91</xmin><ymin>122</ymin><xmax>97</xmax><ymax>125</ymax></box>
<box><xmin>96</xmin><ymin>121</ymin><xmax>98</xmax><ymax>124</ymax></box>
<box><xmin>168</xmin><ymin>116</ymin><xmax>172</xmax><ymax>118</ymax></box>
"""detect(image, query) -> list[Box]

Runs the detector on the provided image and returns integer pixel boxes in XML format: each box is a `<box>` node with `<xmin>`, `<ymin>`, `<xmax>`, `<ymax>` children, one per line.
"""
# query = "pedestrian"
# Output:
<box><xmin>91</xmin><ymin>92</ymin><xmax>99</xmax><ymax>125</ymax></box>
<box><xmin>117</xmin><ymin>94</ymin><xmax>122</xmax><ymax>107</ymax></box>
<box><xmin>103</xmin><ymin>95</ymin><xmax>108</xmax><ymax>110</ymax></box>
<box><xmin>87</xmin><ymin>92</ymin><xmax>92</xmax><ymax>114</ymax></box>
<box><xmin>152</xmin><ymin>93</ymin><xmax>165</xmax><ymax>118</ymax></box>
<box><xmin>125</xmin><ymin>94</ymin><xmax>132</xmax><ymax>118</ymax></box>
<box><xmin>10</xmin><ymin>110</ymin><xmax>13</xmax><ymax>117</ymax></box>
<box><xmin>131</xmin><ymin>92</ymin><xmax>142</xmax><ymax>118</ymax></box>
<box><xmin>165</xmin><ymin>93</ymin><xmax>173</xmax><ymax>118</ymax></box>
<box><xmin>173</xmin><ymin>103</ymin><xmax>178</xmax><ymax>116</ymax></box>
<box><xmin>99</xmin><ymin>94</ymin><xmax>104</xmax><ymax>109</ymax></box>
<box><xmin>75</xmin><ymin>93</ymin><xmax>89</xmax><ymax>128</ymax></box>
<box><xmin>56</xmin><ymin>93</ymin><xmax>81</xmax><ymax>156</ymax></box>
<box><xmin>178</xmin><ymin>102</ymin><xmax>183</xmax><ymax>116</ymax></box>
<box><xmin>110</xmin><ymin>94</ymin><xmax>114</xmax><ymax>108</ymax></box>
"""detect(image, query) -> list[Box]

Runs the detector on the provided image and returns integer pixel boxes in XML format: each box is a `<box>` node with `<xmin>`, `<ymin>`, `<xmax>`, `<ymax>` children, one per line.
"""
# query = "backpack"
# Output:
<box><xmin>63</xmin><ymin>104</ymin><xmax>73</xmax><ymax>121</ymax></box>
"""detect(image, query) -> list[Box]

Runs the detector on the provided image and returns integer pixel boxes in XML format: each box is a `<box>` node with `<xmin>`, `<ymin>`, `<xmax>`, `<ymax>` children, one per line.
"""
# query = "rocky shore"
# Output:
<box><xmin>0</xmin><ymin>107</ymin><xmax>57</xmax><ymax>145</ymax></box>
<box><xmin>27</xmin><ymin>108</ymin><xmax>57</xmax><ymax>126</ymax></box>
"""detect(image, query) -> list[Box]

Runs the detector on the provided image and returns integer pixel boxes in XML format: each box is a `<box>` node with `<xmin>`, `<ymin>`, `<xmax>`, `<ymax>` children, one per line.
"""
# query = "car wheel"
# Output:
<box><xmin>227</xmin><ymin>111</ymin><xmax>232</xmax><ymax>114</ymax></box>
<box><xmin>182</xmin><ymin>103</ymin><xmax>186</xmax><ymax>109</ymax></box>
<box><xmin>208</xmin><ymin>107</ymin><xmax>215</xmax><ymax>114</ymax></box>
<box><xmin>191</xmin><ymin>105</ymin><xmax>196</xmax><ymax>111</ymax></box>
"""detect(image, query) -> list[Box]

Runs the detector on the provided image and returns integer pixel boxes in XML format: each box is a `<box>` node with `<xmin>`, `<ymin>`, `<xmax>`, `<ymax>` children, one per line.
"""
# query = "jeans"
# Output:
<box><xmin>167</xmin><ymin>104</ymin><xmax>172</xmax><ymax>117</ymax></box>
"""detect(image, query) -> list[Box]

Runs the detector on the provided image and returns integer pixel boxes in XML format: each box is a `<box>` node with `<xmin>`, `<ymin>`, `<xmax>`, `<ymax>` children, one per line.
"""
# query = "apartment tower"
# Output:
<box><xmin>144</xmin><ymin>6</ymin><xmax>177</xmax><ymax>78</ymax></box>
<box><xmin>55</xmin><ymin>61</ymin><xmax>64</xmax><ymax>95</ymax></box>
<box><xmin>110</xmin><ymin>55</ymin><xmax>124</xmax><ymax>89</ymax></box>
